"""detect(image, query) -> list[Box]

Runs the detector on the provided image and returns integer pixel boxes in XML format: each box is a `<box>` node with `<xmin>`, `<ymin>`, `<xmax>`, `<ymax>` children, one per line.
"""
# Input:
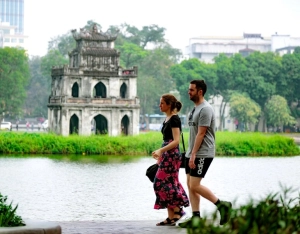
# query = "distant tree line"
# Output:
<box><xmin>171</xmin><ymin>50</ymin><xmax>300</xmax><ymax>131</ymax></box>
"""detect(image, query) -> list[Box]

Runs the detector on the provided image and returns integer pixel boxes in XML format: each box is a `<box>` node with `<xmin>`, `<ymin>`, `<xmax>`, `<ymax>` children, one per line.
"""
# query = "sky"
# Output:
<box><xmin>25</xmin><ymin>0</ymin><xmax>300</xmax><ymax>56</ymax></box>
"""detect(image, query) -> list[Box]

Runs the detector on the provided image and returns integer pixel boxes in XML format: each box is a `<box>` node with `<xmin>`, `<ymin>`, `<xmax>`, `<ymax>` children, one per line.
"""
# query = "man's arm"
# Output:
<box><xmin>189</xmin><ymin>126</ymin><xmax>207</xmax><ymax>169</ymax></box>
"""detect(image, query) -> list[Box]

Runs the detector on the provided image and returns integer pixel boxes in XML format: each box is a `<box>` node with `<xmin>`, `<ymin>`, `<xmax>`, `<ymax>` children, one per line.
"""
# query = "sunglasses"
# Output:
<box><xmin>189</xmin><ymin>107</ymin><xmax>195</xmax><ymax>121</ymax></box>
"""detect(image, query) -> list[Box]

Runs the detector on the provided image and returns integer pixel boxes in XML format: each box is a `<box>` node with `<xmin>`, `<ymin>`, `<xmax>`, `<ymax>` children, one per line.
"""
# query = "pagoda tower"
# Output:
<box><xmin>47</xmin><ymin>24</ymin><xmax>140</xmax><ymax>136</ymax></box>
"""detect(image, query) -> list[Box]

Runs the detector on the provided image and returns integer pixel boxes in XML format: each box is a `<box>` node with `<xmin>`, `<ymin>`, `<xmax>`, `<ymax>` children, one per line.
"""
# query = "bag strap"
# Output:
<box><xmin>181</xmin><ymin>132</ymin><xmax>186</xmax><ymax>152</ymax></box>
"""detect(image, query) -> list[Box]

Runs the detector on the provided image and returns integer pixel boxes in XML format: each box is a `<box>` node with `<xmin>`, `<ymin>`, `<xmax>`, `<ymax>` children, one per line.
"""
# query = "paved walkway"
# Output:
<box><xmin>57</xmin><ymin>220</ymin><xmax>187</xmax><ymax>234</ymax></box>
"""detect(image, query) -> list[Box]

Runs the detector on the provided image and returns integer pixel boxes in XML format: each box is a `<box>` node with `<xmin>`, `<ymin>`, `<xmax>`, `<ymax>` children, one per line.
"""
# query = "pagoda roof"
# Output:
<box><xmin>71</xmin><ymin>24</ymin><xmax>118</xmax><ymax>42</ymax></box>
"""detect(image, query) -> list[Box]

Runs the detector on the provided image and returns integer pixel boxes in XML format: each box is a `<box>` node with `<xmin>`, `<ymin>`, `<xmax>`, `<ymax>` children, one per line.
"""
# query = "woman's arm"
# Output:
<box><xmin>152</xmin><ymin>127</ymin><xmax>180</xmax><ymax>160</ymax></box>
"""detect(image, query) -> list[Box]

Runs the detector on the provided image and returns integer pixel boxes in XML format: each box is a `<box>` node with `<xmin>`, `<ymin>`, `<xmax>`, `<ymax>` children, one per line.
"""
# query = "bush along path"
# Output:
<box><xmin>0</xmin><ymin>132</ymin><xmax>299</xmax><ymax>156</ymax></box>
<box><xmin>0</xmin><ymin>193</ymin><xmax>25</xmax><ymax>227</ymax></box>
<box><xmin>185</xmin><ymin>186</ymin><xmax>300</xmax><ymax>233</ymax></box>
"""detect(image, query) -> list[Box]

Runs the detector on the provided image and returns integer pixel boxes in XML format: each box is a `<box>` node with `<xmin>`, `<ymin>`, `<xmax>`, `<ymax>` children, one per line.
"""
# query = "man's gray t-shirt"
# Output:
<box><xmin>186</xmin><ymin>100</ymin><xmax>215</xmax><ymax>158</ymax></box>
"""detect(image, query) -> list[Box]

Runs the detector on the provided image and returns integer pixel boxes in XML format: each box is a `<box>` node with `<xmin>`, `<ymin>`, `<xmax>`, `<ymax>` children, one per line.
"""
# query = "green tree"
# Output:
<box><xmin>24</xmin><ymin>56</ymin><xmax>49</xmax><ymax>117</ymax></box>
<box><xmin>244</xmin><ymin>52</ymin><xmax>281</xmax><ymax>107</ymax></box>
<box><xmin>229</xmin><ymin>92</ymin><xmax>261</xmax><ymax>131</ymax></box>
<box><xmin>0</xmin><ymin>47</ymin><xmax>30</xmax><ymax>122</ymax></box>
<box><xmin>214</xmin><ymin>54</ymin><xmax>234</xmax><ymax>130</ymax></box>
<box><xmin>117</xmin><ymin>42</ymin><xmax>148</xmax><ymax>68</ymax></box>
<box><xmin>40</xmin><ymin>50</ymin><xmax>68</xmax><ymax>80</ymax></box>
<box><xmin>138</xmin><ymin>47</ymin><xmax>179</xmax><ymax>115</ymax></box>
<box><xmin>244</xmin><ymin>52</ymin><xmax>281</xmax><ymax>131</ymax></box>
<box><xmin>48</xmin><ymin>33</ymin><xmax>75</xmax><ymax>57</ymax></box>
<box><xmin>170</xmin><ymin>58</ymin><xmax>217</xmax><ymax>114</ymax></box>
<box><xmin>213</xmin><ymin>53</ymin><xmax>250</xmax><ymax>131</ymax></box>
<box><xmin>138</xmin><ymin>75</ymin><xmax>162</xmax><ymax>117</ymax></box>
<box><xmin>278</xmin><ymin>48</ymin><xmax>300</xmax><ymax>118</ymax></box>
<box><xmin>117</xmin><ymin>23</ymin><xmax>166</xmax><ymax>49</ymax></box>
<box><xmin>265</xmin><ymin>95</ymin><xmax>296</xmax><ymax>130</ymax></box>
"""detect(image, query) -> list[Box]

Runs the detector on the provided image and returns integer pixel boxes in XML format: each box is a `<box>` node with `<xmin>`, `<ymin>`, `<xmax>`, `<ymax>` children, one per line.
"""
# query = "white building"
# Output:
<box><xmin>0</xmin><ymin>0</ymin><xmax>27</xmax><ymax>50</ymax></box>
<box><xmin>185</xmin><ymin>33</ymin><xmax>300</xmax><ymax>63</ymax></box>
<box><xmin>0</xmin><ymin>21</ymin><xmax>27</xmax><ymax>49</ymax></box>
<box><xmin>209</xmin><ymin>95</ymin><xmax>237</xmax><ymax>132</ymax></box>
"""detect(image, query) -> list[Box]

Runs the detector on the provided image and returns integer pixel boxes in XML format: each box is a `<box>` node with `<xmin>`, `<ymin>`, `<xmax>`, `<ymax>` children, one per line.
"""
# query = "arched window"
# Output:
<box><xmin>93</xmin><ymin>114</ymin><xmax>108</xmax><ymax>135</ymax></box>
<box><xmin>120</xmin><ymin>83</ymin><xmax>127</xmax><ymax>98</ymax></box>
<box><xmin>93</xmin><ymin>82</ymin><xmax>106</xmax><ymax>98</ymax></box>
<box><xmin>121</xmin><ymin>115</ymin><xmax>129</xmax><ymax>135</ymax></box>
<box><xmin>72</xmin><ymin>82</ymin><xmax>79</xmax><ymax>97</ymax></box>
<box><xmin>70</xmin><ymin>114</ymin><xmax>79</xmax><ymax>134</ymax></box>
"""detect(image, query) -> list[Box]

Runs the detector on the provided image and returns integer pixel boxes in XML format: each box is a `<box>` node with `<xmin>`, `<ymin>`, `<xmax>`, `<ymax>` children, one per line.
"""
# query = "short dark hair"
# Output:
<box><xmin>190</xmin><ymin>79</ymin><xmax>207</xmax><ymax>96</ymax></box>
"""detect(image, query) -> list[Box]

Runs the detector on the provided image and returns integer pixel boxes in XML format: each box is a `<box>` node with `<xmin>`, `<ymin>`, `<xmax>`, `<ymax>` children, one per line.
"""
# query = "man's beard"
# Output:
<box><xmin>190</xmin><ymin>95</ymin><xmax>199</xmax><ymax>103</ymax></box>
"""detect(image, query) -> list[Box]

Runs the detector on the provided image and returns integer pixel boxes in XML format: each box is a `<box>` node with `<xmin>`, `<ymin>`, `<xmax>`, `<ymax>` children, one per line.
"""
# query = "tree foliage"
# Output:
<box><xmin>25</xmin><ymin>56</ymin><xmax>49</xmax><ymax>117</ymax></box>
<box><xmin>48</xmin><ymin>33</ymin><xmax>75</xmax><ymax>57</ymax></box>
<box><xmin>171</xmin><ymin>48</ymin><xmax>300</xmax><ymax>132</ymax></box>
<box><xmin>244</xmin><ymin>52</ymin><xmax>280</xmax><ymax>108</ymax></box>
<box><xmin>117</xmin><ymin>42</ymin><xmax>148</xmax><ymax>68</ymax></box>
<box><xmin>24</xmin><ymin>50</ymin><xmax>67</xmax><ymax>118</ymax></box>
<box><xmin>265</xmin><ymin>95</ymin><xmax>296</xmax><ymax>128</ymax></box>
<box><xmin>115</xmin><ymin>23</ymin><xmax>166</xmax><ymax>49</ymax></box>
<box><xmin>278</xmin><ymin>51</ymin><xmax>300</xmax><ymax>118</ymax></box>
<box><xmin>0</xmin><ymin>47</ymin><xmax>30</xmax><ymax>122</ymax></box>
<box><xmin>170</xmin><ymin>58</ymin><xmax>217</xmax><ymax>114</ymax></box>
<box><xmin>229</xmin><ymin>92</ymin><xmax>261</xmax><ymax>131</ymax></box>
<box><xmin>40</xmin><ymin>50</ymin><xmax>68</xmax><ymax>79</ymax></box>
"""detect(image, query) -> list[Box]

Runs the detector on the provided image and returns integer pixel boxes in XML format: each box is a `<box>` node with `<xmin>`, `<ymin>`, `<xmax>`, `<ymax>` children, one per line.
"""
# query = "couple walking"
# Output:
<box><xmin>151</xmin><ymin>79</ymin><xmax>232</xmax><ymax>228</ymax></box>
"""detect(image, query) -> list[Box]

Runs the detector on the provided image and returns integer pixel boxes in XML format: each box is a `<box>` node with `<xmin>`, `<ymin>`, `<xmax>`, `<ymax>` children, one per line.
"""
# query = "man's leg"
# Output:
<box><xmin>189</xmin><ymin>176</ymin><xmax>218</xmax><ymax>204</ymax></box>
<box><xmin>179</xmin><ymin>158</ymin><xmax>232</xmax><ymax>227</ymax></box>
<box><xmin>178</xmin><ymin>174</ymin><xmax>202</xmax><ymax>228</ymax></box>
<box><xmin>187</xmin><ymin>174</ymin><xmax>201</xmax><ymax>214</ymax></box>
<box><xmin>189</xmin><ymin>169</ymin><xmax>232</xmax><ymax>225</ymax></box>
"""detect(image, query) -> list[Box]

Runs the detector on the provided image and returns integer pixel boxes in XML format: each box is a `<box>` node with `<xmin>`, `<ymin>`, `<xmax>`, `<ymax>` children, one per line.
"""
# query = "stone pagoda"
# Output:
<box><xmin>47</xmin><ymin>24</ymin><xmax>140</xmax><ymax>136</ymax></box>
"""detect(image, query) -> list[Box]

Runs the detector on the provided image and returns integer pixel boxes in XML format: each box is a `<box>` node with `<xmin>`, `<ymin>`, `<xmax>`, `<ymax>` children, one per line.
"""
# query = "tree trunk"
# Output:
<box><xmin>218</xmin><ymin>100</ymin><xmax>227</xmax><ymax>131</ymax></box>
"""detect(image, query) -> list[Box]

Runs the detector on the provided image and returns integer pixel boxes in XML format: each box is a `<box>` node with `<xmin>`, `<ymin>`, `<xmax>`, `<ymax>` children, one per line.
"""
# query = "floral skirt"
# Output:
<box><xmin>153</xmin><ymin>140</ymin><xmax>189</xmax><ymax>209</ymax></box>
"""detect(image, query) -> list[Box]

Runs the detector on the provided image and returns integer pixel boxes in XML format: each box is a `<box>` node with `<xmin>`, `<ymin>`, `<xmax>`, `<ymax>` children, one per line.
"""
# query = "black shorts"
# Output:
<box><xmin>185</xmin><ymin>157</ymin><xmax>213</xmax><ymax>178</ymax></box>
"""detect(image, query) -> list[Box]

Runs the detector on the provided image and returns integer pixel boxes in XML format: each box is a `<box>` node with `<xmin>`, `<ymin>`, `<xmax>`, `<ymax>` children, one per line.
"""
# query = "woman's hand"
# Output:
<box><xmin>152</xmin><ymin>149</ymin><xmax>162</xmax><ymax>160</ymax></box>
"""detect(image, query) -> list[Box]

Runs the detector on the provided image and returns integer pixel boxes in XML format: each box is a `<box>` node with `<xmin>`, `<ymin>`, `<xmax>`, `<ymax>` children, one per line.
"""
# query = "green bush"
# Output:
<box><xmin>187</xmin><ymin>187</ymin><xmax>300</xmax><ymax>234</ymax></box>
<box><xmin>0</xmin><ymin>131</ymin><xmax>299</xmax><ymax>156</ymax></box>
<box><xmin>0</xmin><ymin>193</ymin><xmax>25</xmax><ymax>227</ymax></box>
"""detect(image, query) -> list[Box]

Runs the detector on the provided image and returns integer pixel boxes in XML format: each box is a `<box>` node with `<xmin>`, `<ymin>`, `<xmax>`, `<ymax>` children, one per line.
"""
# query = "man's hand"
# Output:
<box><xmin>189</xmin><ymin>153</ymin><xmax>196</xmax><ymax>169</ymax></box>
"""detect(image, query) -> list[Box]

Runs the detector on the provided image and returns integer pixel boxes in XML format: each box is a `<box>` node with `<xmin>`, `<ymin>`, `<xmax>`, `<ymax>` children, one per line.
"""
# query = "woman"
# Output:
<box><xmin>152</xmin><ymin>94</ymin><xmax>189</xmax><ymax>226</ymax></box>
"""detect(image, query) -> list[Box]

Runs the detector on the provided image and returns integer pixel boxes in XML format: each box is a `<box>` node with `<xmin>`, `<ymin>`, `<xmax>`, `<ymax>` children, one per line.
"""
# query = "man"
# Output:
<box><xmin>179</xmin><ymin>80</ymin><xmax>232</xmax><ymax>228</ymax></box>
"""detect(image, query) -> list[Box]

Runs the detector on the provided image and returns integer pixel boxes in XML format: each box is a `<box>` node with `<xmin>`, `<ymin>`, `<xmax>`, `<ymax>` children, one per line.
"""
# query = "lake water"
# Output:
<box><xmin>0</xmin><ymin>155</ymin><xmax>299</xmax><ymax>222</ymax></box>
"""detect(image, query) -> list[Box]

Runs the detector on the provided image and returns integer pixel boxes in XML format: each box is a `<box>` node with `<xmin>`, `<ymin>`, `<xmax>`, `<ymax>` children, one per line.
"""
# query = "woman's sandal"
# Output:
<box><xmin>170</xmin><ymin>208</ymin><xmax>185</xmax><ymax>226</ymax></box>
<box><xmin>156</xmin><ymin>217</ymin><xmax>172</xmax><ymax>226</ymax></box>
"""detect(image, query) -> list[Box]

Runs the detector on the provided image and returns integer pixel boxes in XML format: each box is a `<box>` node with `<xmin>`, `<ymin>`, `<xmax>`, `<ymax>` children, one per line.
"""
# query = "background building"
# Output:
<box><xmin>184</xmin><ymin>33</ymin><xmax>300</xmax><ymax>63</ymax></box>
<box><xmin>0</xmin><ymin>0</ymin><xmax>27</xmax><ymax>49</ymax></box>
<box><xmin>48</xmin><ymin>25</ymin><xmax>140</xmax><ymax>136</ymax></box>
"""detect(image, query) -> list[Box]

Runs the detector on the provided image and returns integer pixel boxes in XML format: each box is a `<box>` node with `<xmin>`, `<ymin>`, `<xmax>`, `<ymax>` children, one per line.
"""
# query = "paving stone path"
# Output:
<box><xmin>57</xmin><ymin>220</ymin><xmax>187</xmax><ymax>234</ymax></box>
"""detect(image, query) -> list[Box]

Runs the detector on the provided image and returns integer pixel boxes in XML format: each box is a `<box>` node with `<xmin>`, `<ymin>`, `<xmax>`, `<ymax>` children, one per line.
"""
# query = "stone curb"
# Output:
<box><xmin>57</xmin><ymin>220</ymin><xmax>187</xmax><ymax>234</ymax></box>
<box><xmin>0</xmin><ymin>220</ymin><xmax>61</xmax><ymax>234</ymax></box>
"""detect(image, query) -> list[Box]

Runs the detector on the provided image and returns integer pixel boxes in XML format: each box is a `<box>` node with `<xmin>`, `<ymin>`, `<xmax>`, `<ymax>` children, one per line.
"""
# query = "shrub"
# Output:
<box><xmin>187</xmin><ymin>186</ymin><xmax>300</xmax><ymax>234</ymax></box>
<box><xmin>0</xmin><ymin>193</ymin><xmax>25</xmax><ymax>227</ymax></box>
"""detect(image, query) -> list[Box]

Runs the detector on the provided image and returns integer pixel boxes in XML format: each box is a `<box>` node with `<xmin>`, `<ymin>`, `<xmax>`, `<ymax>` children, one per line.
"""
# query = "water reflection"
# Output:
<box><xmin>0</xmin><ymin>155</ymin><xmax>299</xmax><ymax>222</ymax></box>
